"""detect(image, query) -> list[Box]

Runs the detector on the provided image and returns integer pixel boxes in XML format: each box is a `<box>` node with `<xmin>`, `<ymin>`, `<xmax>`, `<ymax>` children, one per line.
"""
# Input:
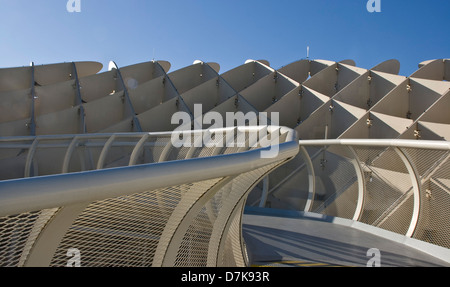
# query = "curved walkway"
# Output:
<box><xmin>243</xmin><ymin>209</ymin><xmax>450</xmax><ymax>267</ymax></box>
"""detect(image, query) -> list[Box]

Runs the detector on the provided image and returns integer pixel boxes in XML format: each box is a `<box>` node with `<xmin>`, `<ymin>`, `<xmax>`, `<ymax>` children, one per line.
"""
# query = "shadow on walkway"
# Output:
<box><xmin>243</xmin><ymin>215</ymin><xmax>449</xmax><ymax>267</ymax></box>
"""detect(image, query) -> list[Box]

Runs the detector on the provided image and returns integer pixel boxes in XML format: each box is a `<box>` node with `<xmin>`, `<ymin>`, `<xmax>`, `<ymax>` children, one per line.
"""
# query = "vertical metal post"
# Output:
<box><xmin>259</xmin><ymin>177</ymin><xmax>270</xmax><ymax>208</ymax></box>
<box><xmin>71</xmin><ymin>62</ymin><xmax>87</xmax><ymax>134</ymax></box>
<box><xmin>129</xmin><ymin>134</ymin><xmax>150</xmax><ymax>166</ymax></box>
<box><xmin>109</xmin><ymin>61</ymin><xmax>143</xmax><ymax>132</ymax></box>
<box><xmin>157</xmin><ymin>61</ymin><xmax>194</xmax><ymax>121</ymax></box>
<box><xmin>24</xmin><ymin>139</ymin><xmax>39</xmax><ymax>178</ymax></box>
<box><xmin>29</xmin><ymin>63</ymin><xmax>37</xmax><ymax>136</ymax></box>
<box><xmin>301</xmin><ymin>146</ymin><xmax>316</xmax><ymax>212</ymax></box>
<box><xmin>348</xmin><ymin>146</ymin><xmax>367</xmax><ymax>221</ymax></box>
<box><xmin>97</xmin><ymin>135</ymin><xmax>117</xmax><ymax>170</ymax></box>
<box><xmin>62</xmin><ymin>136</ymin><xmax>80</xmax><ymax>174</ymax></box>
<box><xmin>394</xmin><ymin>147</ymin><xmax>422</xmax><ymax>238</ymax></box>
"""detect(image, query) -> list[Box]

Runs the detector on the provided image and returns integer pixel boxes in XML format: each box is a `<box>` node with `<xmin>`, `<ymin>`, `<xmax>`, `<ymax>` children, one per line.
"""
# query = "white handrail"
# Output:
<box><xmin>299</xmin><ymin>139</ymin><xmax>450</xmax><ymax>150</ymax></box>
<box><xmin>0</xmin><ymin>127</ymin><xmax>299</xmax><ymax>217</ymax></box>
<box><xmin>292</xmin><ymin>138</ymin><xmax>450</xmax><ymax>244</ymax></box>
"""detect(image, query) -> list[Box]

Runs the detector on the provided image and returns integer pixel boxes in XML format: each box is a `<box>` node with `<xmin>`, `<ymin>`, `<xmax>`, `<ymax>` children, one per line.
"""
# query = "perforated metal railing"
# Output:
<box><xmin>261</xmin><ymin>139</ymin><xmax>450</xmax><ymax>250</ymax></box>
<box><xmin>0</xmin><ymin>126</ymin><xmax>299</xmax><ymax>267</ymax></box>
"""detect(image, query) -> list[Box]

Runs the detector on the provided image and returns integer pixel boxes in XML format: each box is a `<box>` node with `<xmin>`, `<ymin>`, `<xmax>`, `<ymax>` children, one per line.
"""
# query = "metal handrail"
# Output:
<box><xmin>290</xmin><ymin>138</ymin><xmax>450</xmax><ymax>242</ymax></box>
<box><xmin>299</xmin><ymin>139</ymin><xmax>450</xmax><ymax>150</ymax></box>
<box><xmin>0</xmin><ymin>126</ymin><xmax>299</xmax><ymax>217</ymax></box>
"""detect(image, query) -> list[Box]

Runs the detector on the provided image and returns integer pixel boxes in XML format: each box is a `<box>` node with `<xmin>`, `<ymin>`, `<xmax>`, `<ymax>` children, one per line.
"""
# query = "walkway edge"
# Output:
<box><xmin>244</xmin><ymin>207</ymin><xmax>450</xmax><ymax>264</ymax></box>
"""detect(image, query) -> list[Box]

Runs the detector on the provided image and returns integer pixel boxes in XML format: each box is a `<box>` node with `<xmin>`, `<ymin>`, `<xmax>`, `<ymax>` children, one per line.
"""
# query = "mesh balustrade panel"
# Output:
<box><xmin>0</xmin><ymin>145</ymin><xmax>29</xmax><ymax>181</ymax></box>
<box><xmin>312</xmin><ymin>145</ymin><xmax>359</xmax><ymax>219</ymax></box>
<box><xmin>173</xmin><ymin>163</ymin><xmax>279</xmax><ymax>267</ymax></box>
<box><xmin>195</xmin><ymin>133</ymin><xmax>227</xmax><ymax>158</ymax></box>
<box><xmin>103</xmin><ymin>137</ymin><xmax>141</xmax><ymax>168</ymax></box>
<box><xmin>102</xmin><ymin>136</ymin><xmax>173</xmax><ymax>167</ymax></box>
<box><xmin>76</xmin><ymin>138</ymin><xmax>108</xmax><ymax>171</ymax></box>
<box><xmin>354</xmin><ymin>147</ymin><xmax>414</xmax><ymax>235</ymax></box>
<box><xmin>146</xmin><ymin>136</ymin><xmax>172</xmax><ymax>163</ymax></box>
<box><xmin>321</xmin><ymin>181</ymin><xmax>359</xmax><ymax>220</ymax></box>
<box><xmin>49</xmin><ymin>179</ymin><xmax>222</xmax><ymax>267</ymax></box>
<box><xmin>412</xmin><ymin>151</ymin><xmax>450</xmax><ymax>249</ymax></box>
<box><xmin>0</xmin><ymin>209</ymin><xmax>58</xmax><ymax>267</ymax></box>
<box><xmin>0</xmin><ymin>136</ymin><xmax>177</xmax><ymax>181</ymax></box>
<box><xmin>310</xmin><ymin>146</ymin><xmax>358</xmax><ymax>216</ymax></box>
<box><xmin>402</xmin><ymin>148</ymin><xmax>449</xmax><ymax>178</ymax></box>
<box><xmin>219</xmin><ymin>202</ymin><xmax>247</xmax><ymax>267</ymax></box>
<box><xmin>33</xmin><ymin>139</ymin><xmax>73</xmax><ymax>176</ymax></box>
<box><xmin>174</xmin><ymin>204</ymin><xmax>214</xmax><ymax>267</ymax></box>
<box><xmin>267</xmin><ymin>153</ymin><xmax>309</xmax><ymax>210</ymax></box>
<box><xmin>166</xmin><ymin>145</ymin><xmax>192</xmax><ymax>161</ymax></box>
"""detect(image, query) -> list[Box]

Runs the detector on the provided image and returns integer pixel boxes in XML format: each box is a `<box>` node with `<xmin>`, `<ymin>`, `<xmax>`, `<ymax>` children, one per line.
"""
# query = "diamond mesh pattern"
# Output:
<box><xmin>0</xmin><ymin>209</ymin><xmax>58</xmax><ymax>267</ymax></box>
<box><xmin>414</xmin><ymin>155</ymin><xmax>450</xmax><ymax>248</ymax></box>
<box><xmin>289</xmin><ymin>142</ymin><xmax>450</xmax><ymax>251</ymax></box>
<box><xmin>356</xmin><ymin>147</ymin><xmax>414</xmax><ymax>234</ymax></box>
<box><xmin>50</xmin><ymin>179</ymin><xmax>222</xmax><ymax>267</ymax></box>
<box><xmin>220</xmin><ymin>204</ymin><xmax>247</xmax><ymax>267</ymax></box>
<box><xmin>173</xmin><ymin>163</ymin><xmax>277</xmax><ymax>267</ymax></box>
<box><xmin>311</xmin><ymin>147</ymin><xmax>357</xmax><ymax>215</ymax></box>
<box><xmin>266</xmin><ymin>152</ymin><xmax>308</xmax><ymax>210</ymax></box>
<box><xmin>1</xmin><ymin>56</ymin><xmax>450</xmax><ymax>263</ymax></box>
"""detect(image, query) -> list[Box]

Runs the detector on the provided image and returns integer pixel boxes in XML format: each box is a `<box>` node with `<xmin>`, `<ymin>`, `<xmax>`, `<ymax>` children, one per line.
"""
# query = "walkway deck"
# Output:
<box><xmin>243</xmin><ymin>211</ymin><xmax>450</xmax><ymax>267</ymax></box>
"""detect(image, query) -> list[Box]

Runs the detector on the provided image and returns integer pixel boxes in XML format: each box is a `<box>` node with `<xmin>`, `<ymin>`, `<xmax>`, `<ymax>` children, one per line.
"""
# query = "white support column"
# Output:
<box><xmin>158</xmin><ymin>137</ymin><xmax>175</xmax><ymax>163</ymax></box>
<box><xmin>348</xmin><ymin>146</ymin><xmax>367</xmax><ymax>221</ymax></box>
<box><xmin>24</xmin><ymin>138</ymin><xmax>39</xmax><ymax>178</ymax></box>
<box><xmin>152</xmin><ymin>177</ymin><xmax>233</xmax><ymax>267</ymax></box>
<box><xmin>128</xmin><ymin>133</ymin><xmax>150</xmax><ymax>166</ymax></box>
<box><xmin>394</xmin><ymin>147</ymin><xmax>422</xmax><ymax>237</ymax></box>
<box><xmin>211</xmin><ymin>198</ymin><xmax>248</xmax><ymax>267</ymax></box>
<box><xmin>209</xmin><ymin>162</ymin><xmax>288</xmax><ymax>267</ymax></box>
<box><xmin>301</xmin><ymin>146</ymin><xmax>316</xmax><ymax>212</ymax></box>
<box><xmin>259</xmin><ymin>176</ymin><xmax>270</xmax><ymax>208</ymax></box>
<box><xmin>96</xmin><ymin>135</ymin><xmax>116</xmax><ymax>169</ymax></box>
<box><xmin>62</xmin><ymin>136</ymin><xmax>81</xmax><ymax>174</ymax></box>
<box><xmin>256</xmin><ymin>147</ymin><xmax>322</xmax><ymax>209</ymax></box>
<box><xmin>185</xmin><ymin>130</ymin><xmax>205</xmax><ymax>159</ymax></box>
<box><xmin>24</xmin><ymin>203</ymin><xmax>90</xmax><ymax>267</ymax></box>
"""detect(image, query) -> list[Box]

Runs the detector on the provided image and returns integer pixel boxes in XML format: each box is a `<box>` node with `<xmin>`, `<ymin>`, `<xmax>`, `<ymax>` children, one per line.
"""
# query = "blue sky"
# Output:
<box><xmin>0</xmin><ymin>0</ymin><xmax>448</xmax><ymax>76</ymax></box>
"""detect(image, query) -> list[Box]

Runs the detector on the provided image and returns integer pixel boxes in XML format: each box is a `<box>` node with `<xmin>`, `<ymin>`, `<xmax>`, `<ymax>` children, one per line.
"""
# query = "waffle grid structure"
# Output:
<box><xmin>1</xmin><ymin>59</ymin><xmax>449</xmax><ymax>141</ymax></box>
<box><xmin>0</xmin><ymin>58</ymin><xmax>449</xmax><ymax>267</ymax></box>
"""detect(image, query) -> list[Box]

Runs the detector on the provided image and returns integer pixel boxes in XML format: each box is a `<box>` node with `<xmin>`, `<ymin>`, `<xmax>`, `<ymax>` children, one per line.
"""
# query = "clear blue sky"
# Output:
<box><xmin>0</xmin><ymin>0</ymin><xmax>448</xmax><ymax>76</ymax></box>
